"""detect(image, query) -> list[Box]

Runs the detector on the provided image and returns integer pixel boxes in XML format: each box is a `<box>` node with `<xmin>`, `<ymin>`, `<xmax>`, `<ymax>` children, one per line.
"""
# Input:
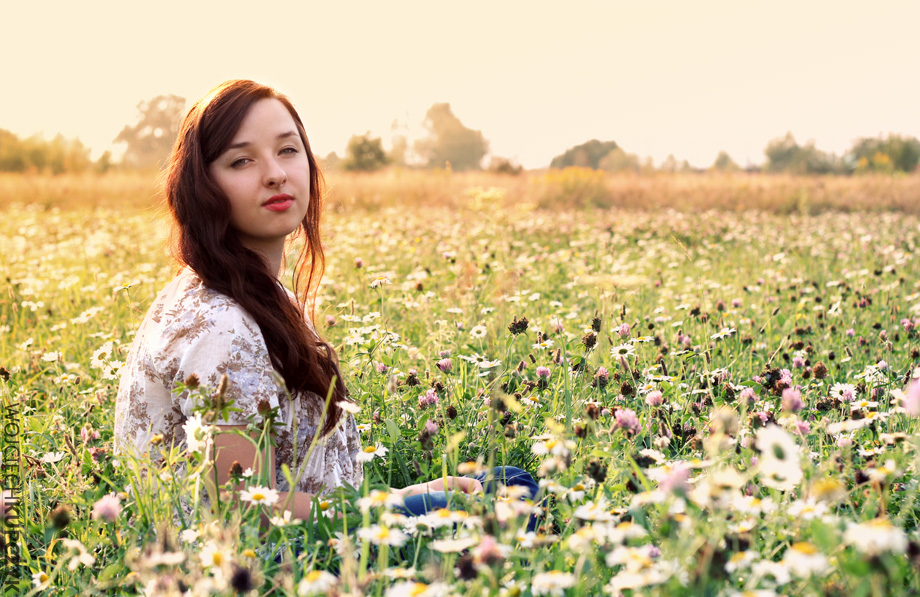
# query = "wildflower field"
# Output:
<box><xmin>3</xmin><ymin>173</ymin><xmax>920</xmax><ymax>595</ymax></box>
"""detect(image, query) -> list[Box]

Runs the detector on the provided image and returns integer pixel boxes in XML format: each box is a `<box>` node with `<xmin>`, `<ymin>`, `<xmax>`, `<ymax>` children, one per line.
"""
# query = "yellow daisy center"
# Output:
<box><xmin>792</xmin><ymin>542</ymin><xmax>818</xmax><ymax>554</ymax></box>
<box><xmin>866</xmin><ymin>518</ymin><xmax>894</xmax><ymax>529</ymax></box>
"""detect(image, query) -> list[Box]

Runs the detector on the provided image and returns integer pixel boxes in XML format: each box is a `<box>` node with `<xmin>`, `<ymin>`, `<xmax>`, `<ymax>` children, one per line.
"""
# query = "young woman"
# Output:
<box><xmin>113</xmin><ymin>79</ymin><xmax>536</xmax><ymax>525</ymax></box>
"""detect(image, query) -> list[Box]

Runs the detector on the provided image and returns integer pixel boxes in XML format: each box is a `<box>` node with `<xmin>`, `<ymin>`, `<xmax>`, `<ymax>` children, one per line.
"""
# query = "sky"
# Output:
<box><xmin>2</xmin><ymin>0</ymin><xmax>918</xmax><ymax>169</ymax></box>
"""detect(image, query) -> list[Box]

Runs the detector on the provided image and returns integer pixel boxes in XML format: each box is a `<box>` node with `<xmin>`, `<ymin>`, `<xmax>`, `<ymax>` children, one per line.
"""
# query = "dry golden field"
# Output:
<box><xmin>2</xmin><ymin>169</ymin><xmax>918</xmax><ymax>214</ymax></box>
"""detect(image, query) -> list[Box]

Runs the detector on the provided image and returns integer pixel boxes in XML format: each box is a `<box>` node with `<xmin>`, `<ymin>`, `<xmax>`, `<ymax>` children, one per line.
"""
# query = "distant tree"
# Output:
<box><xmin>114</xmin><ymin>94</ymin><xmax>185</xmax><ymax>169</ymax></box>
<box><xmin>389</xmin><ymin>135</ymin><xmax>408</xmax><ymax>167</ymax></box>
<box><xmin>598</xmin><ymin>147</ymin><xmax>640</xmax><ymax>173</ymax></box>
<box><xmin>853</xmin><ymin>151</ymin><xmax>895</xmax><ymax>174</ymax></box>
<box><xmin>343</xmin><ymin>133</ymin><xmax>389</xmax><ymax>172</ymax></box>
<box><xmin>414</xmin><ymin>103</ymin><xmax>489</xmax><ymax>171</ymax></box>
<box><xmin>94</xmin><ymin>150</ymin><xmax>113</xmax><ymax>174</ymax></box>
<box><xmin>488</xmin><ymin>157</ymin><xmax>523</xmax><ymax>175</ymax></box>
<box><xmin>659</xmin><ymin>154</ymin><xmax>679</xmax><ymax>173</ymax></box>
<box><xmin>0</xmin><ymin>128</ymin><xmax>91</xmax><ymax>173</ymax></box>
<box><xmin>764</xmin><ymin>133</ymin><xmax>804</xmax><ymax>173</ymax></box>
<box><xmin>44</xmin><ymin>134</ymin><xmax>92</xmax><ymax>174</ymax></box>
<box><xmin>550</xmin><ymin>139</ymin><xmax>619</xmax><ymax>170</ymax></box>
<box><xmin>0</xmin><ymin>128</ymin><xmax>26</xmax><ymax>171</ymax></box>
<box><xmin>21</xmin><ymin>135</ymin><xmax>49</xmax><ymax>172</ymax></box>
<box><xmin>321</xmin><ymin>151</ymin><xmax>342</xmax><ymax>172</ymax></box>
<box><xmin>711</xmin><ymin>151</ymin><xmax>741</xmax><ymax>172</ymax></box>
<box><xmin>849</xmin><ymin>134</ymin><xmax>920</xmax><ymax>173</ymax></box>
<box><xmin>764</xmin><ymin>133</ymin><xmax>841</xmax><ymax>174</ymax></box>
<box><xmin>389</xmin><ymin>119</ymin><xmax>409</xmax><ymax>167</ymax></box>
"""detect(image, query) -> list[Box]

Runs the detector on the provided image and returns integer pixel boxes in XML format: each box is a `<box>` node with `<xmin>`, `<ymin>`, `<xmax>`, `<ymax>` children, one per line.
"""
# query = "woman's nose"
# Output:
<box><xmin>264</xmin><ymin>159</ymin><xmax>287</xmax><ymax>187</ymax></box>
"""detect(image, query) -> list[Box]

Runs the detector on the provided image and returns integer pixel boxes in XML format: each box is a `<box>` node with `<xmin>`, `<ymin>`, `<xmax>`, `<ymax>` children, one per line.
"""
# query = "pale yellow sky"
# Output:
<box><xmin>2</xmin><ymin>0</ymin><xmax>918</xmax><ymax>169</ymax></box>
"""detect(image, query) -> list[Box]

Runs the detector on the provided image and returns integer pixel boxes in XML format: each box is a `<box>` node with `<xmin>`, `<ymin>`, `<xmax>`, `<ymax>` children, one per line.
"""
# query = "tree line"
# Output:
<box><xmin>0</xmin><ymin>92</ymin><xmax>916</xmax><ymax>175</ymax></box>
<box><xmin>0</xmin><ymin>129</ymin><xmax>112</xmax><ymax>174</ymax></box>
<box><xmin>551</xmin><ymin>134</ymin><xmax>920</xmax><ymax>175</ymax></box>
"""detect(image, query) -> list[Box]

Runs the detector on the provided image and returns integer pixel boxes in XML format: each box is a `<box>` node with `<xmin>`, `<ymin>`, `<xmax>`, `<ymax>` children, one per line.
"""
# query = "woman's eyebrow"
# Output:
<box><xmin>226</xmin><ymin>131</ymin><xmax>299</xmax><ymax>150</ymax></box>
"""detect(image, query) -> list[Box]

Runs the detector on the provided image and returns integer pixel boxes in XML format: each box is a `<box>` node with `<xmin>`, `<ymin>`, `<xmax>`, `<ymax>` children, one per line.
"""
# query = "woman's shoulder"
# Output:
<box><xmin>163</xmin><ymin>268</ymin><xmax>243</xmax><ymax>312</ymax></box>
<box><xmin>148</xmin><ymin>268</ymin><xmax>259</xmax><ymax>335</ymax></box>
<box><xmin>124</xmin><ymin>269</ymin><xmax>268</xmax><ymax>375</ymax></box>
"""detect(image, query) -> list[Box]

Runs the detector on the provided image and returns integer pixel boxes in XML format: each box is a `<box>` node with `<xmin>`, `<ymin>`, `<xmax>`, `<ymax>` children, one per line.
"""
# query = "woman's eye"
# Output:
<box><xmin>280</xmin><ymin>147</ymin><xmax>298</xmax><ymax>155</ymax></box>
<box><xmin>230</xmin><ymin>158</ymin><xmax>250</xmax><ymax>168</ymax></box>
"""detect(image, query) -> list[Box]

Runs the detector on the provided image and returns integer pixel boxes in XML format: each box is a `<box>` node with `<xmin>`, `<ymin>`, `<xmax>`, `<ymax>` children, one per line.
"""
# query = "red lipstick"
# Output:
<box><xmin>263</xmin><ymin>194</ymin><xmax>294</xmax><ymax>212</ymax></box>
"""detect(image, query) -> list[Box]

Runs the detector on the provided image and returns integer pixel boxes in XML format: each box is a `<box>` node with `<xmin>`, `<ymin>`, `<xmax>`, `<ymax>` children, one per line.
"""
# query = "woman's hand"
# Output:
<box><xmin>392</xmin><ymin>476</ymin><xmax>484</xmax><ymax>499</ymax></box>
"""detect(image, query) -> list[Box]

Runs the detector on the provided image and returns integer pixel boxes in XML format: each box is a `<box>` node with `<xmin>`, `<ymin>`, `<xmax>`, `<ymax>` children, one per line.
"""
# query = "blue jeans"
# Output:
<box><xmin>396</xmin><ymin>466</ymin><xmax>541</xmax><ymax>532</ymax></box>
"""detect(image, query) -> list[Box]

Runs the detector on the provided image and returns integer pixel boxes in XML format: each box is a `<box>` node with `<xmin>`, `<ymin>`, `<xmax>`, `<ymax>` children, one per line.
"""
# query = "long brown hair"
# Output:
<box><xmin>165</xmin><ymin>79</ymin><xmax>348</xmax><ymax>436</ymax></box>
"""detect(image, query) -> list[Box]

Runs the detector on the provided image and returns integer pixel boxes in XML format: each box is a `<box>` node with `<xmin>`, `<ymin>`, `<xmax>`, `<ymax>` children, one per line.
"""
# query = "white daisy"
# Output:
<box><xmin>573</xmin><ymin>499</ymin><xmax>616</xmax><ymax>522</ymax></box>
<box><xmin>357</xmin><ymin>524</ymin><xmax>409</xmax><ymax>547</ymax></box>
<box><xmin>429</xmin><ymin>536</ymin><xmax>478</xmax><ymax>553</ymax></box>
<box><xmin>179</xmin><ymin>528</ymin><xmax>200</xmax><ymax>543</ymax></box>
<box><xmin>60</xmin><ymin>538</ymin><xmax>95</xmax><ymax>571</ymax></box>
<box><xmin>270</xmin><ymin>510</ymin><xmax>300</xmax><ymax>527</ymax></box>
<box><xmin>336</xmin><ymin>400</ymin><xmax>361</xmax><ymax>414</ymax></box>
<box><xmin>32</xmin><ymin>570</ymin><xmax>50</xmax><ymax>589</ymax></box>
<box><xmin>239</xmin><ymin>485</ymin><xmax>280</xmax><ymax>507</ymax></box>
<box><xmin>356</xmin><ymin>444</ymin><xmax>388</xmax><ymax>462</ymax></box>
<box><xmin>531</xmin><ymin>570</ymin><xmax>576</xmax><ymax>596</ymax></box>
<box><xmin>40</xmin><ymin>451</ymin><xmax>67</xmax><ymax>464</ymax></box>
<box><xmin>782</xmin><ymin>542</ymin><xmax>829</xmax><ymax>578</ymax></box>
<box><xmin>357</xmin><ymin>489</ymin><xmax>403</xmax><ymax>512</ymax></box>
<box><xmin>610</xmin><ymin>343</ymin><xmax>637</xmax><ymax>359</ymax></box>
<box><xmin>199</xmin><ymin>540</ymin><xmax>229</xmax><ymax>569</ymax></box>
<box><xmin>710</xmin><ymin>327</ymin><xmax>736</xmax><ymax>340</ymax></box>
<box><xmin>385</xmin><ymin>581</ymin><xmax>449</xmax><ymax>597</ymax></box>
<box><xmin>182</xmin><ymin>412</ymin><xmax>213</xmax><ymax>455</ymax></box>
<box><xmin>297</xmin><ymin>570</ymin><xmax>338</xmax><ymax>596</ymax></box>
<box><xmin>843</xmin><ymin>518</ymin><xmax>908</xmax><ymax>556</ymax></box>
<box><xmin>829</xmin><ymin>383</ymin><xmax>857</xmax><ymax>401</ymax></box>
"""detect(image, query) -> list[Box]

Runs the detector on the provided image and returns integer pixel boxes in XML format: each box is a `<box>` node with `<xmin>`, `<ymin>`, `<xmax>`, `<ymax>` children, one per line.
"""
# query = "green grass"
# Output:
<box><xmin>2</xmin><ymin>192</ymin><xmax>920</xmax><ymax>595</ymax></box>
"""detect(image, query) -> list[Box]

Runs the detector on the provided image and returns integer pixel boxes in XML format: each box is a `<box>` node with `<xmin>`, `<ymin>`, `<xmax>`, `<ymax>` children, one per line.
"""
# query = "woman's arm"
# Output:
<box><xmin>392</xmin><ymin>476</ymin><xmax>484</xmax><ymax>499</ymax></box>
<box><xmin>204</xmin><ymin>424</ymin><xmax>482</xmax><ymax>525</ymax></box>
<box><xmin>203</xmin><ymin>424</ymin><xmax>315</xmax><ymax>529</ymax></box>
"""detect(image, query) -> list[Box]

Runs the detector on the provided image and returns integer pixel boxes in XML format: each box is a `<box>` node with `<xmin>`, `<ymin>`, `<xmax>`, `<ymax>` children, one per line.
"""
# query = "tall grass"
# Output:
<box><xmin>3</xmin><ymin>192</ymin><xmax>920</xmax><ymax>594</ymax></box>
<box><xmin>3</xmin><ymin>169</ymin><xmax>918</xmax><ymax>214</ymax></box>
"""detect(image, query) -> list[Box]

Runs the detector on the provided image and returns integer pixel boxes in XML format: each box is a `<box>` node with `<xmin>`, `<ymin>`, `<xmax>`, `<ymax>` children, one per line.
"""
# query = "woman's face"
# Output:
<box><xmin>208</xmin><ymin>98</ymin><xmax>310</xmax><ymax>257</ymax></box>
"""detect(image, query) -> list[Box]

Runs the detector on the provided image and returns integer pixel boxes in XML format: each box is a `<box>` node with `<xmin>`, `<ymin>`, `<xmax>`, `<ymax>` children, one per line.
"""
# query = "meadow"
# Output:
<box><xmin>2</xmin><ymin>170</ymin><xmax>920</xmax><ymax>595</ymax></box>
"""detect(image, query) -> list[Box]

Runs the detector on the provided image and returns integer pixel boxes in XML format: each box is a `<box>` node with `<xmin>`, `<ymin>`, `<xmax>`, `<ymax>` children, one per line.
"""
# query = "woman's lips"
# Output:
<box><xmin>263</xmin><ymin>194</ymin><xmax>294</xmax><ymax>212</ymax></box>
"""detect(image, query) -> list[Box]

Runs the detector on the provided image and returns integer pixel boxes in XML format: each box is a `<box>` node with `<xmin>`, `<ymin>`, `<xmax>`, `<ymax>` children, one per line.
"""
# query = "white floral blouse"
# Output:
<box><xmin>114</xmin><ymin>268</ymin><xmax>364</xmax><ymax>496</ymax></box>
